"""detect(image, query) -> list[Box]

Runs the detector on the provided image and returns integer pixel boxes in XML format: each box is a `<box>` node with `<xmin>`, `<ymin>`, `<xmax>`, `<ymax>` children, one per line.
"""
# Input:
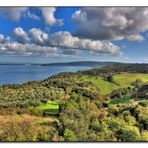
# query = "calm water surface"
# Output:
<box><xmin>0</xmin><ymin>65</ymin><xmax>92</xmax><ymax>85</ymax></box>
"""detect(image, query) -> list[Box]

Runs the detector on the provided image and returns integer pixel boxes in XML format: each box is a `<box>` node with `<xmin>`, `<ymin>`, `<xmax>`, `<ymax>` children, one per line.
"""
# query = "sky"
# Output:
<box><xmin>0</xmin><ymin>7</ymin><xmax>148</xmax><ymax>63</ymax></box>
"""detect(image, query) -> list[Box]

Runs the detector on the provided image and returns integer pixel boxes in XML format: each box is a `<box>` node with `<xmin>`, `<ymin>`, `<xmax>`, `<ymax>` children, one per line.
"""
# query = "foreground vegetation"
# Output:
<box><xmin>0</xmin><ymin>64</ymin><xmax>148</xmax><ymax>142</ymax></box>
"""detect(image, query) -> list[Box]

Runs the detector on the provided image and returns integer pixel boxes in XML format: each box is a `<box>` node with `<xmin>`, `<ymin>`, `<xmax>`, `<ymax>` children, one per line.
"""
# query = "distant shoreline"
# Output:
<box><xmin>0</xmin><ymin>61</ymin><xmax>123</xmax><ymax>67</ymax></box>
<box><xmin>0</xmin><ymin>61</ymin><xmax>147</xmax><ymax>67</ymax></box>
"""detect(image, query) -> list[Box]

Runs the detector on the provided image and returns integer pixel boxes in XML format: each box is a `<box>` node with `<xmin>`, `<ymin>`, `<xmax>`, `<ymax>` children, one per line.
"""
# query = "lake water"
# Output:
<box><xmin>0</xmin><ymin>65</ymin><xmax>92</xmax><ymax>85</ymax></box>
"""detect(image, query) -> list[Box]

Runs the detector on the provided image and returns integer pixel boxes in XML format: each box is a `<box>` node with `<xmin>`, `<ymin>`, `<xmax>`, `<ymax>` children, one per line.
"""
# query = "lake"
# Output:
<box><xmin>0</xmin><ymin>65</ymin><xmax>92</xmax><ymax>85</ymax></box>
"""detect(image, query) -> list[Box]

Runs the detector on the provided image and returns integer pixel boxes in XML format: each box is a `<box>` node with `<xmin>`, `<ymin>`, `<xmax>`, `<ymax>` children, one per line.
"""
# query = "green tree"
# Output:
<box><xmin>106</xmin><ymin>75</ymin><xmax>114</xmax><ymax>83</ymax></box>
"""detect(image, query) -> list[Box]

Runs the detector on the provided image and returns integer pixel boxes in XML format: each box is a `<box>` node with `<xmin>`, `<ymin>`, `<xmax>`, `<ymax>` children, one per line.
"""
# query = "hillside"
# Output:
<box><xmin>0</xmin><ymin>64</ymin><xmax>148</xmax><ymax>142</ymax></box>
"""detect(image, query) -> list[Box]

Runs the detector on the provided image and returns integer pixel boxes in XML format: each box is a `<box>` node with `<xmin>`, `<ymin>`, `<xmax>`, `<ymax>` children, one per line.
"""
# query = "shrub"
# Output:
<box><xmin>121</xmin><ymin>126</ymin><xmax>141</xmax><ymax>141</ymax></box>
<box><xmin>141</xmin><ymin>131</ymin><xmax>148</xmax><ymax>141</ymax></box>
<box><xmin>64</xmin><ymin>129</ymin><xmax>78</xmax><ymax>141</ymax></box>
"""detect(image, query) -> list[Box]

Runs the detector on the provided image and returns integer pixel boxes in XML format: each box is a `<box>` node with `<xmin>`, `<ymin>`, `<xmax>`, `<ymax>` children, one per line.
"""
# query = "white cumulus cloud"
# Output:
<box><xmin>0</xmin><ymin>34</ymin><xmax>10</xmax><ymax>43</ymax></box>
<box><xmin>39</xmin><ymin>7</ymin><xmax>63</xmax><ymax>26</ymax></box>
<box><xmin>29</xmin><ymin>28</ymin><xmax>49</xmax><ymax>45</ymax></box>
<box><xmin>13</xmin><ymin>27</ymin><xmax>30</xmax><ymax>44</ymax></box>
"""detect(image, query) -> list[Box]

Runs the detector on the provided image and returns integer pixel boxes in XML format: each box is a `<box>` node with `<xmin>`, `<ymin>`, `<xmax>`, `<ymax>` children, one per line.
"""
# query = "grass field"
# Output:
<box><xmin>36</xmin><ymin>101</ymin><xmax>59</xmax><ymax>115</ymax></box>
<box><xmin>114</xmin><ymin>73</ymin><xmax>148</xmax><ymax>87</ymax></box>
<box><xmin>37</xmin><ymin>101</ymin><xmax>59</xmax><ymax>110</ymax></box>
<box><xmin>79</xmin><ymin>73</ymin><xmax>148</xmax><ymax>95</ymax></box>
<box><xmin>79</xmin><ymin>76</ymin><xmax>118</xmax><ymax>94</ymax></box>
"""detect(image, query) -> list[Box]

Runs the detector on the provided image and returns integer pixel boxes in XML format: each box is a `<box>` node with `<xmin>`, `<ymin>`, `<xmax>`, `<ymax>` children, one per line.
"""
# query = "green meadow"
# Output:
<box><xmin>79</xmin><ymin>73</ymin><xmax>148</xmax><ymax>95</ymax></box>
<box><xmin>114</xmin><ymin>73</ymin><xmax>148</xmax><ymax>87</ymax></box>
<box><xmin>36</xmin><ymin>101</ymin><xmax>59</xmax><ymax>115</ymax></box>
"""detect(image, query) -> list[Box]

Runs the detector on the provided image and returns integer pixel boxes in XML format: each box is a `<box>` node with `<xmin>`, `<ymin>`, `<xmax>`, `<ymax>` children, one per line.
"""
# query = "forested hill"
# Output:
<box><xmin>41</xmin><ymin>61</ymin><xmax>123</xmax><ymax>67</ymax></box>
<box><xmin>82</xmin><ymin>63</ymin><xmax>148</xmax><ymax>75</ymax></box>
<box><xmin>0</xmin><ymin>61</ymin><xmax>122</xmax><ymax>67</ymax></box>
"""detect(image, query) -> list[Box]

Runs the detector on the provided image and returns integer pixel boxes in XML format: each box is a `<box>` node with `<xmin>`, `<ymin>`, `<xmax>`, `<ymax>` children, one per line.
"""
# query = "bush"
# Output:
<box><xmin>121</xmin><ymin>126</ymin><xmax>141</xmax><ymax>141</ymax></box>
<box><xmin>64</xmin><ymin>129</ymin><xmax>78</xmax><ymax>141</ymax></box>
<box><xmin>106</xmin><ymin>75</ymin><xmax>114</xmax><ymax>83</ymax></box>
<box><xmin>124</xmin><ymin>115</ymin><xmax>137</xmax><ymax>126</ymax></box>
<box><xmin>90</xmin><ymin>119</ymin><xmax>99</xmax><ymax>131</ymax></box>
<box><xmin>139</xmin><ymin>101</ymin><xmax>148</xmax><ymax>107</ymax></box>
<box><xmin>141</xmin><ymin>131</ymin><xmax>148</xmax><ymax>141</ymax></box>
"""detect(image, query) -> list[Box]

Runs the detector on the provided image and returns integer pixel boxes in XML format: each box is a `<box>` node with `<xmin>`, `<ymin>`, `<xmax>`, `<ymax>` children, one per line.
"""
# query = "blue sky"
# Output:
<box><xmin>0</xmin><ymin>7</ymin><xmax>148</xmax><ymax>63</ymax></box>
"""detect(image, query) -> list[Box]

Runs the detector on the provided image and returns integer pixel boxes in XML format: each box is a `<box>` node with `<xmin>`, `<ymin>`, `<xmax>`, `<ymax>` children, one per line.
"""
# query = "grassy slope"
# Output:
<box><xmin>36</xmin><ymin>101</ymin><xmax>59</xmax><ymax>115</ymax></box>
<box><xmin>29</xmin><ymin>101</ymin><xmax>59</xmax><ymax>115</ymax></box>
<box><xmin>37</xmin><ymin>102</ymin><xmax>59</xmax><ymax>110</ymax></box>
<box><xmin>79</xmin><ymin>74</ymin><xmax>148</xmax><ymax>95</ymax></box>
<box><xmin>114</xmin><ymin>73</ymin><xmax>148</xmax><ymax>87</ymax></box>
<box><xmin>79</xmin><ymin>76</ymin><xmax>118</xmax><ymax>95</ymax></box>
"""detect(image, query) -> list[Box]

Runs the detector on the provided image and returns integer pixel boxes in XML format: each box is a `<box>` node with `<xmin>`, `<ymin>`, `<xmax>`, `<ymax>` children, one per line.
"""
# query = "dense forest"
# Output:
<box><xmin>0</xmin><ymin>64</ymin><xmax>148</xmax><ymax>142</ymax></box>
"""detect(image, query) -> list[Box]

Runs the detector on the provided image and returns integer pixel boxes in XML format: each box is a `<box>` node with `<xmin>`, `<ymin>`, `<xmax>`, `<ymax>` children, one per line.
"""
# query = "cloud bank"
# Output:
<box><xmin>0</xmin><ymin>27</ymin><xmax>122</xmax><ymax>57</ymax></box>
<box><xmin>0</xmin><ymin>7</ymin><xmax>28</xmax><ymax>22</ymax></box>
<box><xmin>0</xmin><ymin>7</ymin><xmax>62</xmax><ymax>26</ymax></box>
<box><xmin>72</xmin><ymin>7</ymin><xmax>148</xmax><ymax>41</ymax></box>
